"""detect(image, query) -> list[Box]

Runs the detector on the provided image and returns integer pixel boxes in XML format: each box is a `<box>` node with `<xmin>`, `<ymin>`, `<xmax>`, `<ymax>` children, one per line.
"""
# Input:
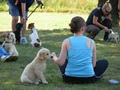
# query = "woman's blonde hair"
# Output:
<box><xmin>102</xmin><ymin>1</ymin><xmax>112</xmax><ymax>10</ymax></box>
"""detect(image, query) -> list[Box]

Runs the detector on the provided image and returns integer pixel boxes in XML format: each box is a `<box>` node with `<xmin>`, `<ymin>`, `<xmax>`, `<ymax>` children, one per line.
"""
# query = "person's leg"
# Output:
<box><xmin>104</xmin><ymin>32</ymin><xmax>109</xmax><ymax>41</ymax></box>
<box><xmin>0</xmin><ymin>46</ymin><xmax>11</xmax><ymax>61</ymax></box>
<box><xmin>12</xmin><ymin>16</ymin><xmax>19</xmax><ymax>32</ymax></box>
<box><xmin>86</xmin><ymin>25</ymin><xmax>101</xmax><ymax>39</ymax></box>
<box><xmin>9</xmin><ymin>2</ymin><xmax>20</xmax><ymax>32</ymax></box>
<box><xmin>0</xmin><ymin>47</ymin><xmax>18</xmax><ymax>62</ymax></box>
<box><xmin>20</xmin><ymin>16</ymin><xmax>26</xmax><ymax>37</ymax></box>
<box><xmin>59</xmin><ymin>60</ymin><xmax>95</xmax><ymax>84</ymax></box>
<box><xmin>94</xmin><ymin>59</ymin><xmax>109</xmax><ymax>81</ymax></box>
<box><xmin>20</xmin><ymin>16</ymin><xmax>28</xmax><ymax>44</ymax></box>
<box><xmin>0</xmin><ymin>46</ymin><xmax>10</xmax><ymax>58</ymax></box>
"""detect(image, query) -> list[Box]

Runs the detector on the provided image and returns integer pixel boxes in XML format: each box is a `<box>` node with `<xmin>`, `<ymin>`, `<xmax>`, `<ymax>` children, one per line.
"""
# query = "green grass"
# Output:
<box><xmin>0</xmin><ymin>12</ymin><xmax>88</xmax><ymax>31</ymax></box>
<box><xmin>0</xmin><ymin>12</ymin><xmax>120</xmax><ymax>90</ymax></box>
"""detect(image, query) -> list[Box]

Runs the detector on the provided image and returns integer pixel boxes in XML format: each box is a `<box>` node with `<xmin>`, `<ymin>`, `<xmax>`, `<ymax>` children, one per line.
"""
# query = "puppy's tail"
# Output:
<box><xmin>109</xmin><ymin>29</ymin><xmax>113</xmax><ymax>33</ymax></box>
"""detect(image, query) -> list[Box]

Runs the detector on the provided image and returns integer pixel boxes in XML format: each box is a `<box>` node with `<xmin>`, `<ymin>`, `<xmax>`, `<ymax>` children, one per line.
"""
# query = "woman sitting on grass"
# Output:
<box><xmin>51</xmin><ymin>16</ymin><xmax>108</xmax><ymax>84</ymax></box>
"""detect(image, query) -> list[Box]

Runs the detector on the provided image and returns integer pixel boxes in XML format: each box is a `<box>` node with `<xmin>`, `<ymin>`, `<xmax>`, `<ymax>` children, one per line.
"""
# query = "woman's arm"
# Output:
<box><xmin>93</xmin><ymin>16</ymin><xmax>109</xmax><ymax>32</ymax></box>
<box><xmin>0</xmin><ymin>32</ymin><xmax>8</xmax><ymax>38</ymax></box>
<box><xmin>52</xmin><ymin>39</ymin><xmax>68</xmax><ymax>66</ymax></box>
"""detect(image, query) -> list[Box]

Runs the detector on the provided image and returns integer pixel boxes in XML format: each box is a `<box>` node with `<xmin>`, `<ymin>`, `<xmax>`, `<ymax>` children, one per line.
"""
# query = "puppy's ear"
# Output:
<box><xmin>12</xmin><ymin>33</ymin><xmax>16</xmax><ymax>44</ymax></box>
<box><xmin>13</xmin><ymin>38</ymin><xmax>16</xmax><ymax>44</ymax></box>
<box><xmin>38</xmin><ymin>51</ymin><xmax>45</xmax><ymax>61</ymax></box>
<box><xmin>31</xmin><ymin>23</ymin><xmax>34</xmax><ymax>26</ymax></box>
<box><xmin>28</xmin><ymin>24</ymin><xmax>31</xmax><ymax>29</ymax></box>
<box><xmin>28</xmin><ymin>23</ymin><xmax>34</xmax><ymax>29</ymax></box>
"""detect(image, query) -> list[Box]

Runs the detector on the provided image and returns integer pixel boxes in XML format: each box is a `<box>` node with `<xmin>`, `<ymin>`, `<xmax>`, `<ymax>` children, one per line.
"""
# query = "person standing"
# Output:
<box><xmin>8</xmin><ymin>0</ymin><xmax>43</xmax><ymax>44</ymax></box>
<box><xmin>86</xmin><ymin>2</ymin><xmax>112</xmax><ymax>41</ymax></box>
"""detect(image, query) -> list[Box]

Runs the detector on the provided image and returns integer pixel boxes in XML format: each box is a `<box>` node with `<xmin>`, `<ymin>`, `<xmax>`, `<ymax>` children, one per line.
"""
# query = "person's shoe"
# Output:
<box><xmin>1</xmin><ymin>55</ymin><xmax>11</xmax><ymax>62</ymax></box>
<box><xmin>1</xmin><ymin>55</ymin><xmax>18</xmax><ymax>62</ymax></box>
<box><xmin>20</xmin><ymin>37</ymin><xmax>28</xmax><ymax>44</ymax></box>
<box><xmin>5</xmin><ymin>56</ymin><xmax>18</xmax><ymax>62</ymax></box>
<box><xmin>4</xmin><ymin>56</ymin><xmax>18</xmax><ymax>62</ymax></box>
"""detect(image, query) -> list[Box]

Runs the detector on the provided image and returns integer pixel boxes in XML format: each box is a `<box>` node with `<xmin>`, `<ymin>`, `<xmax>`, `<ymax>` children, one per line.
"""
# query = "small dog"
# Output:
<box><xmin>107</xmin><ymin>29</ymin><xmax>119</xmax><ymax>43</ymax></box>
<box><xmin>28</xmin><ymin>23</ymin><xmax>42</xmax><ymax>47</ymax></box>
<box><xmin>20</xmin><ymin>48</ymin><xmax>51</xmax><ymax>84</ymax></box>
<box><xmin>2</xmin><ymin>32</ymin><xmax>19</xmax><ymax>56</ymax></box>
<box><xmin>14</xmin><ymin>23</ymin><xmax>23</xmax><ymax>44</ymax></box>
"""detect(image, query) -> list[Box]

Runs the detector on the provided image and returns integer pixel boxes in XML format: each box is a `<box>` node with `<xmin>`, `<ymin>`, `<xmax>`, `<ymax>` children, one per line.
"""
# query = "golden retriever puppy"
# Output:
<box><xmin>2</xmin><ymin>32</ymin><xmax>18</xmax><ymax>56</ymax></box>
<box><xmin>107</xmin><ymin>29</ymin><xmax>119</xmax><ymax>43</ymax></box>
<box><xmin>20</xmin><ymin>48</ymin><xmax>51</xmax><ymax>84</ymax></box>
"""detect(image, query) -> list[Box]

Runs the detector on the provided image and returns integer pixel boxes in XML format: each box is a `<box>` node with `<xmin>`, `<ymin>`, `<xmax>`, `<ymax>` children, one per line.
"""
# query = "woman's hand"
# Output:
<box><xmin>36</xmin><ymin>0</ymin><xmax>43</xmax><ymax>5</ymax></box>
<box><xmin>21</xmin><ymin>16</ymin><xmax>26</xmax><ymax>23</ymax></box>
<box><xmin>0</xmin><ymin>32</ymin><xmax>8</xmax><ymax>38</ymax></box>
<box><xmin>51</xmin><ymin>52</ymin><xmax>58</xmax><ymax>61</ymax></box>
<box><xmin>104</xmin><ymin>26</ymin><xmax>109</xmax><ymax>32</ymax></box>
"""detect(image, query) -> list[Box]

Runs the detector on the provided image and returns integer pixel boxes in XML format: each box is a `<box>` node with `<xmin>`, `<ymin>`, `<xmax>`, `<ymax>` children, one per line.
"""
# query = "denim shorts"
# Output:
<box><xmin>9</xmin><ymin>3</ymin><xmax>20</xmax><ymax>16</ymax></box>
<box><xmin>8</xmin><ymin>0</ymin><xmax>34</xmax><ymax>16</ymax></box>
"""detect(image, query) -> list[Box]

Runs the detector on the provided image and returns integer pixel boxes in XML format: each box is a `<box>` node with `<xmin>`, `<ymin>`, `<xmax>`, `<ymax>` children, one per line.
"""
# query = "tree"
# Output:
<box><xmin>98</xmin><ymin>0</ymin><xmax>119</xmax><ymax>26</ymax></box>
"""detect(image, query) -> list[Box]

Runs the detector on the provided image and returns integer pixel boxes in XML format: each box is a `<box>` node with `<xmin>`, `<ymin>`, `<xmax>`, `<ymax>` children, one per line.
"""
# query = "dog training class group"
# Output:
<box><xmin>0</xmin><ymin>0</ymin><xmax>119</xmax><ymax>84</ymax></box>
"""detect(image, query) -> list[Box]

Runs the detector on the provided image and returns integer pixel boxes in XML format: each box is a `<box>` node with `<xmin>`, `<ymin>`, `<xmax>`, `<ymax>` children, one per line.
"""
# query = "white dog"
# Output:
<box><xmin>28</xmin><ymin>23</ymin><xmax>42</xmax><ymax>47</ymax></box>
<box><xmin>2</xmin><ymin>32</ymin><xmax>18</xmax><ymax>56</ymax></box>
<box><xmin>20</xmin><ymin>48</ymin><xmax>51</xmax><ymax>84</ymax></box>
<box><xmin>107</xmin><ymin>29</ymin><xmax>119</xmax><ymax>43</ymax></box>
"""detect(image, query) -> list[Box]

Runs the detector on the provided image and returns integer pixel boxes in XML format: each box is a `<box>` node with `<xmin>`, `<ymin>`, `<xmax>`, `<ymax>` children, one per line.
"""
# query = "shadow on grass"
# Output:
<box><xmin>0</xmin><ymin>28</ymin><xmax>120</xmax><ymax>89</ymax></box>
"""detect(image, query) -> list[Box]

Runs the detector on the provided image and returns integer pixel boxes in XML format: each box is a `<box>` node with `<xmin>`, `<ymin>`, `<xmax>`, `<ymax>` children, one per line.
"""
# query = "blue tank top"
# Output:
<box><xmin>65</xmin><ymin>36</ymin><xmax>95</xmax><ymax>77</ymax></box>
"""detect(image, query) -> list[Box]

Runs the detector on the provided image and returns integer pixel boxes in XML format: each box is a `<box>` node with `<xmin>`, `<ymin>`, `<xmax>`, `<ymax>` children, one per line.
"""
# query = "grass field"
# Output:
<box><xmin>0</xmin><ymin>12</ymin><xmax>120</xmax><ymax>90</ymax></box>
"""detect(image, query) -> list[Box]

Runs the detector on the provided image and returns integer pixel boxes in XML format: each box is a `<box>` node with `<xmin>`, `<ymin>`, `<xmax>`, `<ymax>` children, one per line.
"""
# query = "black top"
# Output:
<box><xmin>86</xmin><ymin>7</ymin><xmax>105</xmax><ymax>26</ymax></box>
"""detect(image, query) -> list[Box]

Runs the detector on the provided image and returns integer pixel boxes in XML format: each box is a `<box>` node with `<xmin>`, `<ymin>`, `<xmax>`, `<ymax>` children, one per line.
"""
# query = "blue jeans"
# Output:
<box><xmin>0</xmin><ymin>46</ymin><xmax>10</xmax><ymax>59</ymax></box>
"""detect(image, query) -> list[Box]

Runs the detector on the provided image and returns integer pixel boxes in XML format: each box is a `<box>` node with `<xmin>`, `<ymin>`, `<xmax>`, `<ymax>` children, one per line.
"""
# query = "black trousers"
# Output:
<box><xmin>59</xmin><ymin>59</ymin><xmax>108</xmax><ymax>84</ymax></box>
<box><xmin>86</xmin><ymin>19</ymin><xmax>112</xmax><ymax>40</ymax></box>
<box><xmin>102</xmin><ymin>19</ymin><xmax>112</xmax><ymax>41</ymax></box>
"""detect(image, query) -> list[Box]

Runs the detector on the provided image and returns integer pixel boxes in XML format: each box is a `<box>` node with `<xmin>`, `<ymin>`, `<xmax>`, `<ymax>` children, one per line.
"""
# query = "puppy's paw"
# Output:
<box><xmin>42</xmin><ymin>81</ymin><xmax>48</xmax><ymax>84</ymax></box>
<box><xmin>35</xmin><ymin>82</ymin><xmax>39</xmax><ymax>85</ymax></box>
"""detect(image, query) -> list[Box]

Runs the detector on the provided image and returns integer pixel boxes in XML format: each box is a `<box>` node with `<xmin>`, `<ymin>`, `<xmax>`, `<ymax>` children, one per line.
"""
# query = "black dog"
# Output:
<box><xmin>13</xmin><ymin>23</ymin><xmax>23</xmax><ymax>43</ymax></box>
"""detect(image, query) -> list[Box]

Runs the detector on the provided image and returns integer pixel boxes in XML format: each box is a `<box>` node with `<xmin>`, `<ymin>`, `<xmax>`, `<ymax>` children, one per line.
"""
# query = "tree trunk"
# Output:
<box><xmin>98</xmin><ymin>0</ymin><xmax>119</xmax><ymax>26</ymax></box>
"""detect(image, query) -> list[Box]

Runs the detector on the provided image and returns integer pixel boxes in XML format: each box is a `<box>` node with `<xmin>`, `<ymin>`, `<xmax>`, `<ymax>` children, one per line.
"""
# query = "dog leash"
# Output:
<box><xmin>1</xmin><ymin>41</ymin><xmax>6</xmax><ymax>47</ymax></box>
<box><xmin>27</xmin><ymin>3</ymin><xmax>44</xmax><ymax>19</ymax></box>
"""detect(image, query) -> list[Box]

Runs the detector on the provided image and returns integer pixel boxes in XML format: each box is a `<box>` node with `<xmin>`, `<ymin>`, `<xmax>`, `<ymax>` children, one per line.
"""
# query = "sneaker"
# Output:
<box><xmin>20</xmin><ymin>37</ymin><xmax>28</xmax><ymax>44</ymax></box>
<box><xmin>4</xmin><ymin>56</ymin><xmax>18</xmax><ymax>62</ymax></box>
<box><xmin>1</xmin><ymin>55</ymin><xmax>11</xmax><ymax>62</ymax></box>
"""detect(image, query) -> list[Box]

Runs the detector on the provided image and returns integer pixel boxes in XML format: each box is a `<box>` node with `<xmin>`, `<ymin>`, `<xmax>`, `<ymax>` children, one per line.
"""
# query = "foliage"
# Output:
<box><xmin>0</xmin><ymin>0</ymin><xmax>97</xmax><ymax>13</ymax></box>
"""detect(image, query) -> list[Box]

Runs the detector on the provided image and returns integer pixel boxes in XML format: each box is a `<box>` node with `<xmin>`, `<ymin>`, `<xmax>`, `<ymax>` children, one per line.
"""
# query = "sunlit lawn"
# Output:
<box><xmin>0</xmin><ymin>12</ymin><xmax>120</xmax><ymax>90</ymax></box>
